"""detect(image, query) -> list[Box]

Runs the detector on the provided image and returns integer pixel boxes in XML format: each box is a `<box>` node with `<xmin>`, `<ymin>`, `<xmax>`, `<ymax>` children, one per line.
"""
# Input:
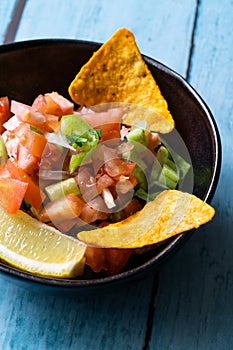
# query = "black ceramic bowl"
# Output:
<box><xmin>0</xmin><ymin>39</ymin><xmax>221</xmax><ymax>294</ymax></box>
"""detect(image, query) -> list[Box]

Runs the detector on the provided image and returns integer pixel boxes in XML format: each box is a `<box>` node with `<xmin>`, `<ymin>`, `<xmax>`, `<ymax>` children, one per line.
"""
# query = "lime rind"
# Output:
<box><xmin>0</xmin><ymin>208</ymin><xmax>86</xmax><ymax>278</ymax></box>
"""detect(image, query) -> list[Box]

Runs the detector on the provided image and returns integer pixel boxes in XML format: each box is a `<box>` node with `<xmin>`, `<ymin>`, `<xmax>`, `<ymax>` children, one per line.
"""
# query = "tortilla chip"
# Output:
<box><xmin>69</xmin><ymin>28</ymin><xmax>174</xmax><ymax>133</ymax></box>
<box><xmin>77</xmin><ymin>190</ymin><xmax>215</xmax><ymax>249</ymax></box>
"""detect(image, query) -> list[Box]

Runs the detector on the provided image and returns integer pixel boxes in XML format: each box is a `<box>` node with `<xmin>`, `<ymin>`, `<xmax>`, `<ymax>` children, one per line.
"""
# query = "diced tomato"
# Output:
<box><xmin>79</xmin><ymin>205</ymin><xmax>105</xmax><ymax>224</ymax></box>
<box><xmin>32</xmin><ymin>94</ymin><xmax>60</xmax><ymax>115</ymax></box>
<box><xmin>39</xmin><ymin>193</ymin><xmax>85</xmax><ymax>223</ymax></box>
<box><xmin>31</xmin><ymin>94</ymin><xmax>62</xmax><ymax>131</ymax></box>
<box><xmin>3</xmin><ymin>134</ymin><xmax>19</xmax><ymax>158</ymax></box>
<box><xmin>98</xmin><ymin>122</ymin><xmax>120</xmax><ymax>141</ymax></box>
<box><xmin>46</xmin><ymin>92</ymin><xmax>74</xmax><ymax>115</ymax></box>
<box><xmin>115</xmin><ymin>176</ymin><xmax>136</xmax><ymax>194</ymax></box>
<box><xmin>94</xmin><ymin>144</ymin><xmax>117</xmax><ymax>163</ymax></box>
<box><xmin>39</xmin><ymin>143</ymin><xmax>63</xmax><ymax>170</ymax></box>
<box><xmin>100</xmin><ymin>129</ymin><xmax>121</xmax><ymax>142</ymax></box>
<box><xmin>124</xmin><ymin>162</ymin><xmax>136</xmax><ymax>173</ymax></box>
<box><xmin>97</xmin><ymin>145</ymin><xmax>136</xmax><ymax>179</ymax></box>
<box><xmin>12</xmin><ymin>121</ymin><xmax>29</xmax><ymax>141</ymax></box>
<box><xmin>6</xmin><ymin>158</ymin><xmax>45</xmax><ymax>209</ymax></box>
<box><xmin>44</xmin><ymin>114</ymin><xmax>60</xmax><ymax>132</ymax></box>
<box><xmin>0</xmin><ymin>97</ymin><xmax>11</xmax><ymax>134</ymax></box>
<box><xmin>55</xmin><ymin>217</ymin><xmax>80</xmax><ymax>233</ymax></box>
<box><xmin>96</xmin><ymin>174</ymin><xmax>114</xmax><ymax>194</ymax></box>
<box><xmin>4</xmin><ymin>122</ymin><xmax>47</xmax><ymax>172</ymax></box>
<box><xmin>17</xmin><ymin>143</ymin><xmax>39</xmax><ymax>174</ymax></box>
<box><xmin>79</xmin><ymin>198</ymin><xmax>109</xmax><ymax>224</ymax></box>
<box><xmin>0</xmin><ymin>178</ymin><xmax>28</xmax><ymax>214</ymax></box>
<box><xmin>26</xmin><ymin>181</ymin><xmax>45</xmax><ymax>209</ymax></box>
<box><xmin>0</xmin><ymin>164</ymin><xmax>10</xmax><ymax>178</ymax></box>
<box><xmin>32</xmin><ymin>93</ymin><xmax>73</xmax><ymax>118</ymax></box>
<box><xmin>79</xmin><ymin>108</ymin><xmax>123</xmax><ymax>129</ymax></box>
<box><xmin>30</xmin><ymin>132</ymin><xmax>47</xmax><ymax>158</ymax></box>
<box><xmin>129</xmin><ymin>174</ymin><xmax>137</xmax><ymax>187</ymax></box>
<box><xmin>31</xmin><ymin>94</ymin><xmax>47</xmax><ymax>113</ymax></box>
<box><xmin>2</xmin><ymin>115</ymin><xmax>21</xmax><ymax>132</ymax></box>
<box><xmin>85</xmin><ymin>247</ymin><xmax>133</xmax><ymax>275</ymax></box>
<box><xmin>11</xmin><ymin>100</ymin><xmax>46</xmax><ymax>127</ymax></box>
<box><xmin>13</xmin><ymin>120</ymin><xmax>46</xmax><ymax>157</ymax></box>
<box><xmin>114</xmin><ymin>174</ymin><xmax>137</xmax><ymax>195</ymax></box>
<box><xmin>104</xmin><ymin>158</ymin><xmax>135</xmax><ymax>178</ymax></box>
<box><xmin>145</xmin><ymin>131</ymin><xmax>160</xmax><ymax>152</ymax></box>
<box><xmin>75</xmin><ymin>168</ymin><xmax>98</xmax><ymax>202</ymax></box>
<box><xmin>85</xmin><ymin>247</ymin><xmax>106</xmax><ymax>273</ymax></box>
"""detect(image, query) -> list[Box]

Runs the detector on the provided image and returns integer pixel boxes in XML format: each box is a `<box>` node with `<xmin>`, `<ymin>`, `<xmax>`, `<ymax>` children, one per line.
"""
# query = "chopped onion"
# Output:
<box><xmin>102</xmin><ymin>188</ymin><xmax>116</xmax><ymax>209</ymax></box>
<box><xmin>44</xmin><ymin>131</ymin><xmax>76</xmax><ymax>151</ymax></box>
<box><xmin>38</xmin><ymin>169</ymin><xmax>71</xmax><ymax>180</ymax></box>
<box><xmin>117</xmin><ymin>142</ymin><xmax>134</xmax><ymax>155</ymax></box>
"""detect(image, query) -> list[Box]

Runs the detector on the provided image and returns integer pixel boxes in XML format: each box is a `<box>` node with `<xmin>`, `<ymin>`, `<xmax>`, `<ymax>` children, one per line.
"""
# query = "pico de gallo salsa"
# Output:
<box><xmin>0</xmin><ymin>92</ymin><xmax>190</xmax><ymax>275</ymax></box>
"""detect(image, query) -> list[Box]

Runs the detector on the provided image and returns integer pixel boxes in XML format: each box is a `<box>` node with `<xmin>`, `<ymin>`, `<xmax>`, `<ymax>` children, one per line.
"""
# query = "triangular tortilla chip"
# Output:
<box><xmin>69</xmin><ymin>28</ymin><xmax>174</xmax><ymax>133</ymax></box>
<box><xmin>77</xmin><ymin>190</ymin><xmax>215</xmax><ymax>249</ymax></box>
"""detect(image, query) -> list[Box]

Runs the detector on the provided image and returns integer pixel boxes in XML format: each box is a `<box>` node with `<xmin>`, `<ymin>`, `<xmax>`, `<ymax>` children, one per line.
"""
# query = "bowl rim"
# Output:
<box><xmin>0</xmin><ymin>38</ymin><xmax>222</xmax><ymax>291</ymax></box>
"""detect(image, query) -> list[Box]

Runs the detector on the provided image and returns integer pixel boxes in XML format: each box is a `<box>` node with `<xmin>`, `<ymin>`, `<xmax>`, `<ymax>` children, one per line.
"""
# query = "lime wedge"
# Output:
<box><xmin>0</xmin><ymin>208</ymin><xmax>86</xmax><ymax>278</ymax></box>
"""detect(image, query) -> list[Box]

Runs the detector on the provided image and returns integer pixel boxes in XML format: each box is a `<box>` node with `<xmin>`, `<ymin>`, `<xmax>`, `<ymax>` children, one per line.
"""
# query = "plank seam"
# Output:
<box><xmin>3</xmin><ymin>0</ymin><xmax>27</xmax><ymax>44</ymax></box>
<box><xmin>186</xmin><ymin>0</ymin><xmax>201</xmax><ymax>80</ymax></box>
<box><xmin>142</xmin><ymin>273</ymin><xmax>159</xmax><ymax>350</ymax></box>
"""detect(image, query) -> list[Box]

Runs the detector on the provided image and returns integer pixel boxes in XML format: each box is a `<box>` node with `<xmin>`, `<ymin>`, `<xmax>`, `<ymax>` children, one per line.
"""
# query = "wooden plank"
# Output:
<box><xmin>0</xmin><ymin>0</ymin><xmax>18</xmax><ymax>44</ymax></box>
<box><xmin>148</xmin><ymin>0</ymin><xmax>233</xmax><ymax>348</ymax></box>
<box><xmin>0</xmin><ymin>277</ymin><xmax>154</xmax><ymax>350</ymax></box>
<box><xmin>14</xmin><ymin>0</ymin><xmax>196</xmax><ymax>76</ymax></box>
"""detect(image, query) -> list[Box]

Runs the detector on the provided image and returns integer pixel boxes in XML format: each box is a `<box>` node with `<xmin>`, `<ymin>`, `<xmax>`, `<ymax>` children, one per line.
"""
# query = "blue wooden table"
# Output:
<box><xmin>0</xmin><ymin>1</ymin><xmax>232</xmax><ymax>349</ymax></box>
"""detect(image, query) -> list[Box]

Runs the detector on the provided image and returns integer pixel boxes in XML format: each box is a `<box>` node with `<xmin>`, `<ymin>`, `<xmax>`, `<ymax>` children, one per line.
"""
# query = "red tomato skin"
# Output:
<box><xmin>100</xmin><ymin>129</ymin><xmax>121</xmax><ymax>142</ymax></box>
<box><xmin>79</xmin><ymin>108</ymin><xmax>123</xmax><ymax>130</ymax></box>
<box><xmin>47</xmin><ymin>92</ymin><xmax>74</xmax><ymax>115</ymax></box>
<box><xmin>0</xmin><ymin>96</ymin><xmax>11</xmax><ymax>134</ymax></box>
<box><xmin>32</xmin><ymin>94</ymin><xmax>61</xmax><ymax>115</ymax></box>
<box><xmin>96</xmin><ymin>174</ymin><xmax>114</xmax><ymax>194</ymax></box>
<box><xmin>30</xmin><ymin>132</ymin><xmax>47</xmax><ymax>158</ymax></box>
<box><xmin>79</xmin><ymin>203</ymin><xmax>109</xmax><ymax>224</ymax></box>
<box><xmin>104</xmin><ymin>158</ymin><xmax>135</xmax><ymax>178</ymax></box>
<box><xmin>16</xmin><ymin>143</ymin><xmax>39</xmax><ymax>175</ymax></box>
<box><xmin>0</xmin><ymin>165</ymin><xmax>10</xmax><ymax>178</ymax></box>
<box><xmin>6</xmin><ymin>158</ymin><xmax>45</xmax><ymax>209</ymax></box>
<box><xmin>39</xmin><ymin>143</ymin><xmax>63</xmax><ymax>170</ymax></box>
<box><xmin>0</xmin><ymin>178</ymin><xmax>28</xmax><ymax>214</ymax></box>
<box><xmin>11</xmin><ymin>100</ymin><xmax>46</xmax><ymax>126</ymax></box>
<box><xmin>85</xmin><ymin>247</ymin><xmax>133</xmax><ymax>275</ymax></box>
<box><xmin>39</xmin><ymin>193</ymin><xmax>85</xmax><ymax>223</ymax></box>
<box><xmin>14</xmin><ymin>122</ymin><xmax>47</xmax><ymax>159</ymax></box>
